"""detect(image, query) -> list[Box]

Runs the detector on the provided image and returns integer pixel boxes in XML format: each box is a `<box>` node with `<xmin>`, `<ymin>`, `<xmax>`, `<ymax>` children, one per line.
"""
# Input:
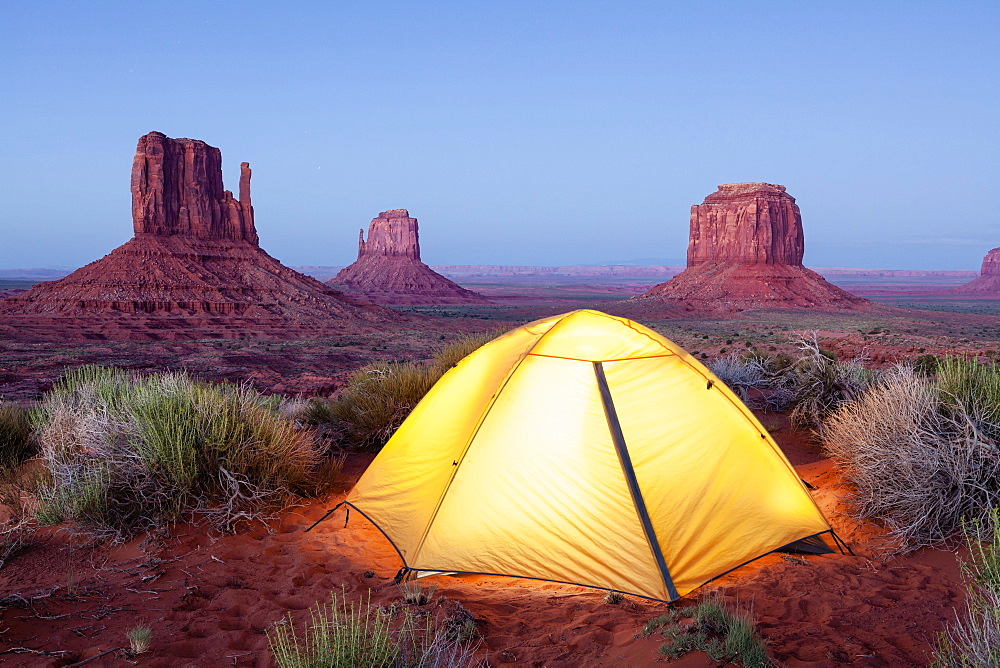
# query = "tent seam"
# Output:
<box><xmin>408</xmin><ymin>329</ymin><xmax>556</xmax><ymax>563</ymax></box>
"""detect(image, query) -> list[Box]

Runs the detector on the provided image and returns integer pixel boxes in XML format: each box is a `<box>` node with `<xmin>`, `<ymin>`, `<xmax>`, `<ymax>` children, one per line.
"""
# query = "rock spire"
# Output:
<box><xmin>328</xmin><ymin>210</ymin><xmax>487</xmax><ymax>305</ymax></box>
<box><xmin>131</xmin><ymin>132</ymin><xmax>258</xmax><ymax>243</ymax></box>
<box><xmin>0</xmin><ymin>132</ymin><xmax>391</xmax><ymax>341</ymax></box>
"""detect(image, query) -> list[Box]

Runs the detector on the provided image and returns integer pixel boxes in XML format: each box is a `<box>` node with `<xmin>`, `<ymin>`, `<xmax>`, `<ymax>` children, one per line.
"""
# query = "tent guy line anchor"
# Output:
<box><xmin>305</xmin><ymin>502</ymin><xmax>346</xmax><ymax>532</ymax></box>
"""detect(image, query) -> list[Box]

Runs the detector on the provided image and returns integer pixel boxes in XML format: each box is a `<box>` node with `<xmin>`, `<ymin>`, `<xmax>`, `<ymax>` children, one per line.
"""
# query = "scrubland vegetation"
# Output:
<box><xmin>0</xmin><ymin>365</ymin><xmax>341</xmax><ymax>538</ymax></box>
<box><xmin>932</xmin><ymin>509</ymin><xmax>1000</xmax><ymax>666</ymax></box>
<box><xmin>268</xmin><ymin>590</ymin><xmax>479</xmax><ymax>668</ymax></box>
<box><xmin>642</xmin><ymin>594</ymin><xmax>771</xmax><ymax>667</ymax></box>
<box><xmin>822</xmin><ymin>357</ymin><xmax>1000</xmax><ymax>551</ymax></box>
<box><xmin>707</xmin><ymin>333</ymin><xmax>873</xmax><ymax>426</ymax></box>
<box><xmin>5</xmin><ymin>327</ymin><xmax>1000</xmax><ymax>662</ymax></box>
<box><xmin>296</xmin><ymin>332</ymin><xmax>498</xmax><ymax>450</ymax></box>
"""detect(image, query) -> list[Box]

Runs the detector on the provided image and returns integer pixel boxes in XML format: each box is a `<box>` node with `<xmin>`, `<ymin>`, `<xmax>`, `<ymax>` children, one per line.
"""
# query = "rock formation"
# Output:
<box><xmin>636</xmin><ymin>183</ymin><xmax>869</xmax><ymax>312</ymax></box>
<box><xmin>328</xmin><ymin>210</ymin><xmax>487</xmax><ymax>305</ymax></box>
<box><xmin>0</xmin><ymin>132</ymin><xmax>391</xmax><ymax>341</ymax></box>
<box><xmin>952</xmin><ymin>248</ymin><xmax>1000</xmax><ymax>294</ymax></box>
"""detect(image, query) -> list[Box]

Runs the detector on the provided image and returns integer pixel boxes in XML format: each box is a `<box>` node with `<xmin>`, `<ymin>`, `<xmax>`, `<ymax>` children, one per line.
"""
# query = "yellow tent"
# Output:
<box><xmin>335</xmin><ymin>310</ymin><xmax>837</xmax><ymax>602</ymax></box>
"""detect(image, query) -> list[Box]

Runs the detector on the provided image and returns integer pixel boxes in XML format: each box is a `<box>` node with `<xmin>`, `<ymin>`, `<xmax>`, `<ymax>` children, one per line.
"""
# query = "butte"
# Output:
<box><xmin>327</xmin><ymin>209</ymin><xmax>487</xmax><ymax>305</ymax></box>
<box><xmin>633</xmin><ymin>183</ymin><xmax>870</xmax><ymax>313</ymax></box>
<box><xmin>952</xmin><ymin>247</ymin><xmax>1000</xmax><ymax>295</ymax></box>
<box><xmin>0</xmin><ymin>132</ymin><xmax>391</xmax><ymax>341</ymax></box>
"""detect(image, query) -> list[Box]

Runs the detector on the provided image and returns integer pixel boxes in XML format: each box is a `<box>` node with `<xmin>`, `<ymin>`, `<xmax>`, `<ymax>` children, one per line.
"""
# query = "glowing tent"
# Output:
<box><xmin>336</xmin><ymin>310</ymin><xmax>836</xmax><ymax>601</ymax></box>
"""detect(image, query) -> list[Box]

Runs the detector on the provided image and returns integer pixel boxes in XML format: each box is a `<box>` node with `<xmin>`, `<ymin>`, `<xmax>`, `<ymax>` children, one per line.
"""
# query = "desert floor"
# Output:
<box><xmin>1</xmin><ymin>275</ymin><xmax>996</xmax><ymax>666</ymax></box>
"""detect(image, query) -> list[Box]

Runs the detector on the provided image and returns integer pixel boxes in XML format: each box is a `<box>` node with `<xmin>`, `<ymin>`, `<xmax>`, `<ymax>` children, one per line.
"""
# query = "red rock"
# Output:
<box><xmin>328</xmin><ymin>209</ymin><xmax>487</xmax><ymax>305</ymax></box>
<box><xmin>952</xmin><ymin>248</ymin><xmax>1000</xmax><ymax>294</ymax></box>
<box><xmin>131</xmin><ymin>131</ymin><xmax>258</xmax><ymax>243</ymax></box>
<box><xmin>637</xmin><ymin>183</ymin><xmax>869</xmax><ymax>312</ymax></box>
<box><xmin>0</xmin><ymin>132</ymin><xmax>393</xmax><ymax>341</ymax></box>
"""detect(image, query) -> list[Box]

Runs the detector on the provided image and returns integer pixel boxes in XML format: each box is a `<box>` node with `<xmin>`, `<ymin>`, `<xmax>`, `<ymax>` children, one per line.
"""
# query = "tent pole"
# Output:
<box><xmin>594</xmin><ymin>361</ymin><xmax>680</xmax><ymax>601</ymax></box>
<box><xmin>305</xmin><ymin>501</ymin><xmax>345</xmax><ymax>532</ymax></box>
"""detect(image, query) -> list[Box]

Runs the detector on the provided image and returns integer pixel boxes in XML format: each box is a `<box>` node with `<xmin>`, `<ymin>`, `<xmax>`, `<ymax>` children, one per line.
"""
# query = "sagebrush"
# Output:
<box><xmin>32</xmin><ymin>365</ymin><xmax>335</xmax><ymax>536</ymax></box>
<box><xmin>707</xmin><ymin>335</ymin><xmax>872</xmax><ymax>423</ymax></box>
<box><xmin>823</xmin><ymin>360</ymin><xmax>1000</xmax><ymax>551</ymax></box>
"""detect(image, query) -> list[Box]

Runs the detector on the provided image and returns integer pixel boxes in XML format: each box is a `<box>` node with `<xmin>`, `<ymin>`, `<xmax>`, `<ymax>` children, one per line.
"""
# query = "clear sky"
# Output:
<box><xmin>2</xmin><ymin>1</ymin><xmax>997</xmax><ymax>270</ymax></box>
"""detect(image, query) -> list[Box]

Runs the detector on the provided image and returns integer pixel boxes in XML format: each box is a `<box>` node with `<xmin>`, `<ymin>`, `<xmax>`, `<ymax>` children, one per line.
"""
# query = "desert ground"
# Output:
<box><xmin>1</xmin><ymin>271</ymin><xmax>998</xmax><ymax>666</ymax></box>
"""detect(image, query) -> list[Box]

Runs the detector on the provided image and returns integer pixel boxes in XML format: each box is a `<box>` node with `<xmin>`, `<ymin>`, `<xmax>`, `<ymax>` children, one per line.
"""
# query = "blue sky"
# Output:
<box><xmin>2</xmin><ymin>1</ymin><xmax>997</xmax><ymax>270</ymax></box>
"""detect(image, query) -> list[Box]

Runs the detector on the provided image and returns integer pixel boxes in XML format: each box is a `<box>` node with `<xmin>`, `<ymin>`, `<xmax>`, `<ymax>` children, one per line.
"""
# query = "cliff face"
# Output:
<box><xmin>983</xmin><ymin>248</ymin><xmax>1000</xmax><ymax>277</ymax></box>
<box><xmin>638</xmin><ymin>183</ymin><xmax>869</xmax><ymax>312</ymax></box>
<box><xmin>356</xmin><ymin>209</ymin><xmax>420</xmax><ymax>260</ymax></box>
<box><xmin>131</xmin><ymin>132</ymin><xmax>258</xmax><ymax>244</ymax></box>
<box><xmin>329</xmin><ymin>209</ymin><xmax>487</xmax><ymax>305</ymax></box>
<box><xmin>0</xmin><ymin>132</ymin><xmax>392</xmax><ymax>341</ymax></box>
<box><xmin>952</xmin><ymin>247</ymin><xmax>1000</xmax><ymax>294</ymax></box>
<box><xmin>688</xmin><ymin>183</ymin><xmax>803</xmax><ymax>266</ymax></box>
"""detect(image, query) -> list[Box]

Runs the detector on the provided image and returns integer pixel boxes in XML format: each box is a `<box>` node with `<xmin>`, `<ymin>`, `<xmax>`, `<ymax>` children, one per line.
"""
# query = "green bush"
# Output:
<box><xmin>0</xmin><ymin>402</ymin><xmax>33</xmax><ymax>469</ymax></box>
<box><xmin>315</xmin><ymin>332</ymin><xmax>499</xmax><ymax>451</ymax></box>
<box><xmin>32</xmin><ymin>366</ymin><xmax>331</xmax><ymax>536</ymax></box>
<box><xmin>936</xmin><ymin>356</ymin><xmax>1000</xmax><ymax>442</ymax></box>
<box><xmin>648</xmin><ymin>594</ymin><xmax>771</xmax><ymax>667</ymax></box>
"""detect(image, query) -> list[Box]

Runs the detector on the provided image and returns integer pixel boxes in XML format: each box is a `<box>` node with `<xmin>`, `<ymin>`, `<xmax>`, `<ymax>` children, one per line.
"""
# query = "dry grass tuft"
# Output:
<box><xmin>268</xmin><ymin>590</ymin><xmax>480</xmax><ymax>668</ymax></box>
<box><xmin>126</xmin><ymin>624</ymin><xmax>152</xmax><ymax>655</ymax></box>
<box><xmin>399</xmin><ymin>580</ymin><xmax>437</xmax><ymax>606</ymax></box>
<box><xmin>932</xmin><ymin>509</ymin><xmax>1000</xmax><ymax>666</ymax></box>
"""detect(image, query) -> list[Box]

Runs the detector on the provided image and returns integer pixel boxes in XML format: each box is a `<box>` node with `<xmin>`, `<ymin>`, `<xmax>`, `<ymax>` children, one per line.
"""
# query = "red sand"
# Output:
<box><xmin>0</xmin><ymin>425</ymin><xmax>965</xmax><ymax>667</ymax></box>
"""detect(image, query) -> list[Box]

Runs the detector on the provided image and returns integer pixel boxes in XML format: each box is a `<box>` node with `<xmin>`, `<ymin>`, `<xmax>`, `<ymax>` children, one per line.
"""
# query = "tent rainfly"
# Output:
<box><xmin>319</xmin><ymin>310</ymin><xmax>840</xmax><ymax>602</ymax></box>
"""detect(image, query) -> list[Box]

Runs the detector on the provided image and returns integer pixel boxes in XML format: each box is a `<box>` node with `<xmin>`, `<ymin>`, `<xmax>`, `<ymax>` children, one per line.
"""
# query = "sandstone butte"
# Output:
<box><xmin>327</xmin><ymin>209</ymin><xmax>488</xmax><ymax>305</ymax></box>
<box><xmin>0</xmin><ymin>131</ymin><xmax>391</xmax><ymax>341</ymax></box>
<box><xmin>636</xmin><ymin>183</ymin><xmax>871</xmax><ymax>312</ymax></box>
<box><xmin>952</xmin><ymin>247</ymin><xmax>1000</xmax><ymax>294</ymax></box>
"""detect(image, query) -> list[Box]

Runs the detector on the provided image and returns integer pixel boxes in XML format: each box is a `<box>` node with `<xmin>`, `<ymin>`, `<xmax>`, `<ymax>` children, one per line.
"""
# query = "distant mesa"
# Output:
<box><xmin>951</xmin><ymin>247</ymin><xmax>1000</xmax><ymax>294</ymax></box>
<box><xmin>327</xmin><ymin>209</ymin><xmax>488</xmax><ymax>305</ymax></box>
<box><xmin>0</xmin><ymin>131</ymin><xmax>391</xmax><ymax>341</ymax></box>
<box><xmin>634</xmin><ymin>183</ymin><xmax>870</xmax><ymax>312</ymax></box>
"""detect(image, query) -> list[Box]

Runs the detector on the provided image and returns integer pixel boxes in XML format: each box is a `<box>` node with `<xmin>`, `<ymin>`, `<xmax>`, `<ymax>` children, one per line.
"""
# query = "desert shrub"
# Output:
<box><xmin>326</xmin><ymin>362</ymin><xmax>440</xmax><ymax>451</ymax></box>
<box><xmin>914</xmin><ymin>353</ymin><xmax>942</xmax><ymax>377</ymax></box>
<box><xmin>268</xmin><ymin>590</ymin><xmax>479</xmax><ymax>668</ymax></box>
<box><xmin>932</xmin><ymin>509</ymin><xmax>1000</xmax><ymax>667</ymax></box>
<box><xmin>0</xmin><ymin>402</ymin><xmax>33</xmax><ymax>469</ymax></box>
<box><xmin>320</xmin><ymin>332</ymin><xmax>499</xmax><ymax>451</ymax></box>
<box><xmin>822</xmin><ymin>366</ymin><xmax>1000</xmax><ymax>551</ymax></box>
<box><xmin>648</xmin><ymin>594</ymin><xmax>771</xmax><ymax>667</ymax></box>
<box><xmin>776</xmin><ymin>334</ymin><xmax>874</xmax><ymax>428</ymax></box>
<box><xmin>707</xmin><ymin>354</ymin><xmax>774</xmax><ymax>408</ymax></box>
<box><xmin>431</xmin><ymin>332</ymin><xmax>499</xmax><ymax>372</ymax></box>
<box><xmin>32</xmin><ymin>365</ymin><xmax>328</xmax><ymax>536</ymax></box>
<box><xmin>936</xmin><ymin>356</ymin><xmax>1000</xmax><ymax>442</ymax></box>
